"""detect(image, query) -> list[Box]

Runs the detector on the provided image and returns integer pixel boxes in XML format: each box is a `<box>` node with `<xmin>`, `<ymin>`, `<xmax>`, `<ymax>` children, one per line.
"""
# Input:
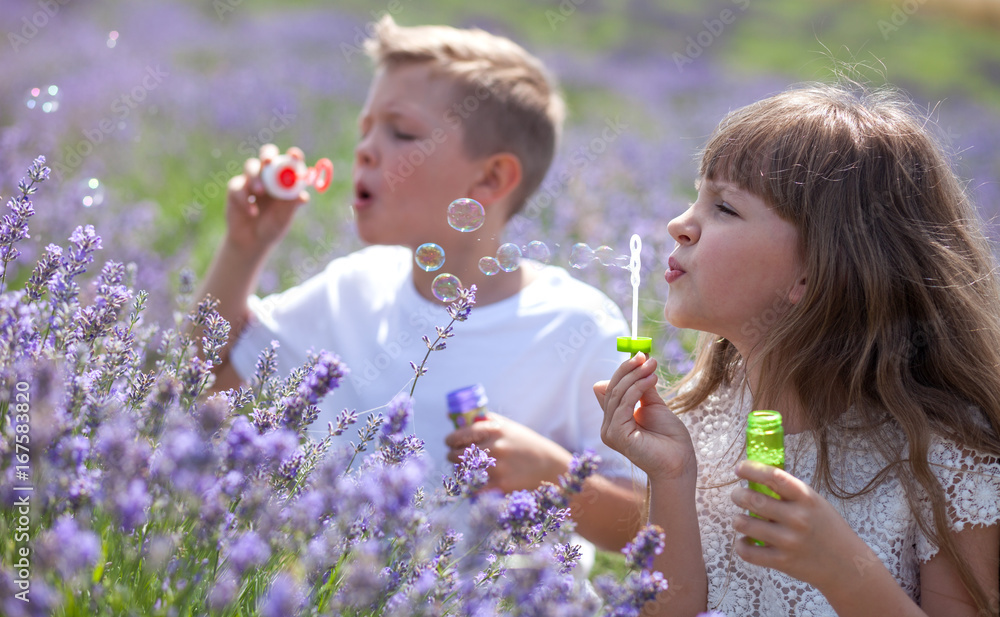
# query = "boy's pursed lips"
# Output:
<box><xmin>353</xmin><ymin>178</ymin><xmax>374</xmax><ymax>209</ymax></box>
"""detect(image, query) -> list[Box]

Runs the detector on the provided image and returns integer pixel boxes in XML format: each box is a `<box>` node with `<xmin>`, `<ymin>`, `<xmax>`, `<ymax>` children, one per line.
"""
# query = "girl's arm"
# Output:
<box><xmin>732</xmin><ymin>461</ymin><xmax>999</xmax><ymax>617</ymax></box>
<box><xmin>595</xmin><ymin>353</ymin><xmax>708</xmax><ymax>616</ymax></box>
<box><xmin>919</xmin><ymin>523</ymin><xmax>998</xmax><ymax>617</ymax></box>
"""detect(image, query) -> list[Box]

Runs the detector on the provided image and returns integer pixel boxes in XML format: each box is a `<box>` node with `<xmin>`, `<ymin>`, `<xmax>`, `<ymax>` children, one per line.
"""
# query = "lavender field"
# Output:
<box><xmin>1</xmin><ymin>0</ymin><xmax>998</xmax><ymax>614</ymax></box>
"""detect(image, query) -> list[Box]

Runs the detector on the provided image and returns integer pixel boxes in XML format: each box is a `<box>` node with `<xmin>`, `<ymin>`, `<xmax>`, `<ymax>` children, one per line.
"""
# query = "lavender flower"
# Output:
<box><xmin>499</xmin><ymin>490</ymin><xmax>541</xmax><ymax>535</ymax></box>
<box><xmin>74</xmin><ymin>260</ymin><xmax>132</xmax><ymax>343</ymax></box>
<box><xmin>381</xmin><ymin>392</ymin><xmax>413</xmax><ymax>439</ymax></box>
<box><xmin>0</xmin><ymin>156</ymin><xmax>47</xmax><ymax>277</ymax></box>
<box><xmin>114</xmin><ymin>478</ymin><xmax>151</xmax><ymax>531</ymax></box>
<box><xmin>259</xmin><ymin>572</ymin><xmax>306</xmax><ymax>617</ymax></box>
<box><xmin>225</xmin><ymin>530</ymin><xmax>271</xmax><ymax>576</ymax></box>
<box><xmin>36</xmin><ymin>516</ymin><xmax>100</xmax><ymax>580</ymax></box>
<box><xmin>560</xmin><ymin>449</ymin><xmax>601</xmax><ymax>495</ymax></box>
<box><xmin>623</xmin><ymin>524</ymin><xmax>666</xmax><ymax>571</ymax></box>
<box><xmin>24</xmin><ymin>243</ymin><xmax>62</xmax><ymax>301</ymax></box>
<box><xmin>443</xmin><ymin>443</ymin><xmax>496</xmax><ymax>498</ymax></box>
<box><xmin>276</xmin><ymin>349</ymin><xmax>347</xmax><ymax>431</ymax></box>
<box><xmin>329</xmin><ymin>407</ymin><xmax>358</xmax><ymax>437</ymax></box>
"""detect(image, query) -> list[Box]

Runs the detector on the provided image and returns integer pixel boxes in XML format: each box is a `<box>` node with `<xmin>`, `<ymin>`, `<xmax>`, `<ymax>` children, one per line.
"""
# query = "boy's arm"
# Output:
<box><xmin>195</xmin><ymin>144</ymin><xmax>310</xmax><ymax>389</ymax></box>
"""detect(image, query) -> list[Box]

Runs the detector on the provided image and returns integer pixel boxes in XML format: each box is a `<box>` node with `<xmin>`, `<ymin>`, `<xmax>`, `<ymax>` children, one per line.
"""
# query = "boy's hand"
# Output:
<box><xmin>731</xmin><ymin>460</ymin><xmax>878</xmax><ymax>591</ymax></box>
<box><xmin>594</xmin><ymin>353</ymin><xmax>696</xmax><ymax>480</ymax></box>
<box><xmin>225</xmin><ymin>144</ymin><xmax>310</xmax><ymax>257</ymax></box>
<box><xmin>445</xmin><ymin>413</ymin><xmax>573</xmax><ymax>493</ymax></box>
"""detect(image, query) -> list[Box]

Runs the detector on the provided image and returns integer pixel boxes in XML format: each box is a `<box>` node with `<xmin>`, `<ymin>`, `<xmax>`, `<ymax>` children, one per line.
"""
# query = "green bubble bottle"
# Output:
<box><xmin>746</xmin><ymin>410</ymin><xmax>784</xmax><ymax>545</ymax></box>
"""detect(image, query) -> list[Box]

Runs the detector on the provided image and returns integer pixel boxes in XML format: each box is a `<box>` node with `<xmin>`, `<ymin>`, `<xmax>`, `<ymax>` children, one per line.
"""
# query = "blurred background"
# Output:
<box><xmin>1</xmin><ymin>0</ymin><xmax>999</xmax><ymax>370</ymax></box>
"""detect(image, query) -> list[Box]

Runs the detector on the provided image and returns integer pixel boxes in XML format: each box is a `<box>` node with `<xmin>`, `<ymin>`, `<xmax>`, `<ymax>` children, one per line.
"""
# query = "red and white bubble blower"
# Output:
<box><xmin>260</xmin><ymin>154</ymin><xmax>333</xmax><ymax>200</ymax></box>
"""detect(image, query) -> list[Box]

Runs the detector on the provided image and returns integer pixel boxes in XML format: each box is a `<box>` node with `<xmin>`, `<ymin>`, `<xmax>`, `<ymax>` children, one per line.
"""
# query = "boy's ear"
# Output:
<box><xmin>467</xmin><ymin>152</ymin><xmax>522</xmax><ymax>214</ymax></box>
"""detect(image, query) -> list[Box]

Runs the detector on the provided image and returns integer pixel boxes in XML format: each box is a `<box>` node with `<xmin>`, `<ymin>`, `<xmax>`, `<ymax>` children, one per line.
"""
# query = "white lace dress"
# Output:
<box><xmin>680</xmin><ymin>384</ymin><xmax>1000</xmax><ymax>616</ymax></box>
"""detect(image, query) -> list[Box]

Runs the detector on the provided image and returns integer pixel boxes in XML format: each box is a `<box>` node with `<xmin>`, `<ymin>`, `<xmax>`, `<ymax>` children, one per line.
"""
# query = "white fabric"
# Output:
<box><xmin>681</xmin><ymin>382</ymin><xmax>1000</xmax><ymax>616</ymax></box>
<box><xmin>231</xmin><ymin>244</ymin><xmax>637</xmax><ymax>480</ymax></box>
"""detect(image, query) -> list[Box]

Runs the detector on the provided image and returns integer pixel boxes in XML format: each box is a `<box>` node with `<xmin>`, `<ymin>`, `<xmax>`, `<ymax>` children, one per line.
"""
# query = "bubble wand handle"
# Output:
<box><xmin>617</xmin><ymin>234</ymin><xmax>652</xmax><ymax>357</ymax></box>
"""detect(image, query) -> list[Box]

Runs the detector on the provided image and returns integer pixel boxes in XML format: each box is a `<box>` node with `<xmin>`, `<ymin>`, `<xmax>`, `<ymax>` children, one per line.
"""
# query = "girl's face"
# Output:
<box><xmin>664</xmin><ymin>178</ymin><xmax>806</xmax><ymax>351</ymax></box>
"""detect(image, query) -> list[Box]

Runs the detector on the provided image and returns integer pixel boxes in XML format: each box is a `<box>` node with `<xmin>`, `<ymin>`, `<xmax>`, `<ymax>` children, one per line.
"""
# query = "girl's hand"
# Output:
<box><xmin>594</xmin><ymin>353</ymin><xmax>696</xmax><ymax>480</ymax></box>
<box><xmin>224</xmin><ymin>144</ymin><xmax>310</xmax><ymax>257</ymax></box>
<box><xmin>731</xmin><ymin>460</ymin><xmax>880</xmax><ymax>591</ymax></box>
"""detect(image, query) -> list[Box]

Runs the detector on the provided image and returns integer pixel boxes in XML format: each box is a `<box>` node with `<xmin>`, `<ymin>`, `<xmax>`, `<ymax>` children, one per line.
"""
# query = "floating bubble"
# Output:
<box><xmin>415</xmin><ymin>243</ymin><xmax>445</xmax><ymax>272</ymax></box>
<box><xmin>496</xmin><ymin>243</ymin><xmax>522</xmax><ymax>272</ymax></box>
<box><xmin>432</xmin><ymin>273</ymin><xmax>461</xmax><ymax>302</ymax></box>
<box><xmin>107</xmin><ymin>30</ymin><xmax>119</xmax><ymax>48</ymax></box>
<box><xmin>525</xmin><ymin>240</ymin><xmax>551</xmax><ymax>264</ymax></box>
<box><xmin>569</xmin><ymin>243</ymin><xmax>595</xmax><ymax>269</ymax></box>
<box><xmin>479</xmin><ymin>256</ymin><xmax>500</xmax><ymax>276</ymax></box>
<box><xmin>447</xmin><ymin>198</ymin><xmax>485</xmax><ymax>232</ymax></box>
<box><xmin>80</xmin><ymin>178</ymin><xmax>105</xmax><ymax>208</ymax></box>
<box><xmin>26</xmin><ymin>85</ymin><xmax>60</xmax><ymax>113</ymax></box>
<box><xmin>595</xmin><ymin>245</ymin><xmax>618</xmax><ymax>266</ymax></box>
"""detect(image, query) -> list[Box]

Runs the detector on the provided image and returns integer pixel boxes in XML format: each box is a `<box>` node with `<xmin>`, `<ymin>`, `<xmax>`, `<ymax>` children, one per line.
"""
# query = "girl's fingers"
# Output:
<box><xmin>736</xmin><ymin>460</ymin><xmax>805</xmax><ymax>501</ymax></box>
<box><xmin>731</xmin><ymin>486</ymin><xmax>782</xmax><ymax>520</ymax></box>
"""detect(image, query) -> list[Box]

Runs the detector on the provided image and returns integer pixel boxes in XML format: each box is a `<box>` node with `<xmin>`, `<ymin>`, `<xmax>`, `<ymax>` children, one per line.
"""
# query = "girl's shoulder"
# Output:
<box><xmin>913</xmin><ymin>429</ymin><xmax>1000</xmax><ymax>560</ymax></box>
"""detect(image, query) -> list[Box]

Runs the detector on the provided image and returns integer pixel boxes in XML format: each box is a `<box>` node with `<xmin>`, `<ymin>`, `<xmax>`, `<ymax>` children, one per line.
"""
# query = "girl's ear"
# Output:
<box><xmin>788</xmin><ymin>276</ymin><xmax>807</xmax><ymax>305</ymax></box>
<box><xmin>466</xmin><ymin>152</ymin><xmax>522</xmax><ymax>216</ymax></box>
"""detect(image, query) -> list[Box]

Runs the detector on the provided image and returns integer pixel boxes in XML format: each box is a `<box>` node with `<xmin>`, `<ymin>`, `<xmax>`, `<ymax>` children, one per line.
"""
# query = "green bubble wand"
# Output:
<box><xmin>617</xmin><ymin>234</ymin><xmax>653</xmax><ymax>356</ymax></box>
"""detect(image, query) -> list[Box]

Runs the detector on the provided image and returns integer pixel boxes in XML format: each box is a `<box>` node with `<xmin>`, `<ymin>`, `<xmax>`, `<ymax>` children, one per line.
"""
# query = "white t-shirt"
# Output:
<box><xmin>682</xmin><ymin>382</ymin><xmax>1000</xmax><ymax>616</ymax></box>
<box><xmin>231</xmin><ymin>245</ymin><xmax>636</xmax><ymax>483</ymax></box>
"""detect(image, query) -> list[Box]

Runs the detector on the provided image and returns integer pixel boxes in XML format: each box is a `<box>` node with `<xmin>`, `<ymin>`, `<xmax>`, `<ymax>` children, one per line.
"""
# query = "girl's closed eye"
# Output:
<box><xmin>393</xmin><ymin>128</ymin><xmax>417</xmax><ymax>141</ymax></box>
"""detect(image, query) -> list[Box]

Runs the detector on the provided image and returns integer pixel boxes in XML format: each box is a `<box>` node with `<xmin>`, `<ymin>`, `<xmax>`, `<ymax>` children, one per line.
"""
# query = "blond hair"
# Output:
<box><xmin>671</xmin><ymin>83</ymin><xmax>1000</xmax><ymax>614</ymax></box>
<box><xmin>364</xmin><ymin>15</ymin><xmax>564</xmax><ymax>216</ymax></box>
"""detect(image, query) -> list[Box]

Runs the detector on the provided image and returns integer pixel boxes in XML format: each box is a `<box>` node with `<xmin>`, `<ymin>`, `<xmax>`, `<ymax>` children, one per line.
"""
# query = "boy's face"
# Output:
<box><xmin>352</xmin><ymin>63</ymin><xmax>485</xmax><ymax>248</ymax></box>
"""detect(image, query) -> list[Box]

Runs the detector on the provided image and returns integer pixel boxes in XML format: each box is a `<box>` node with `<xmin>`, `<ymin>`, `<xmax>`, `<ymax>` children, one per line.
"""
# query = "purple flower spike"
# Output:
<box><xmin>258</xmin><ymin>571</ymin><xmax>306</xmax><ymax>617</ymax></box>
<box><xmin>622</xmin><ymin>524</ymin><xmax>666</xmax><ymax>571</ymax></box>
<box><xmin>225</xmin><ymin>530</ymin><xmax>270</xmax><ymax>577</ymax></box>
<box><xmin>278</xmin><ymin>349</ymin><xmax>347</xmax><ymax>431</ymax></box>
<box><xmin>381</xmin><ymin>392</ymin><xmax>413</xmax><ymax>439</ymax></box>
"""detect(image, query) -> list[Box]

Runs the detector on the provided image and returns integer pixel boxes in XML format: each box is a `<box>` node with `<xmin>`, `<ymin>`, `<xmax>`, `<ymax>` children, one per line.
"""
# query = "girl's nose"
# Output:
<box><xmin>667</xmin><ymin>206</ymin><xmax>699</xmax><ymax>245</ymax></box>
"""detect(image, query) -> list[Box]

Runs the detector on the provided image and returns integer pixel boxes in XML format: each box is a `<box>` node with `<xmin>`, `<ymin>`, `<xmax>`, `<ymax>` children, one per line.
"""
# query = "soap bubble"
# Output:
<box><xmin>569</xmin><ymin>243</ymin><xmax>595</xmax><ymax>269</ymax></box>
<box><xmin>525</xmin><ymin>240</ymin><xmax>551</xmax><ymax>264</ymax></box>
<box><xmin>479</xmin><ymin>256</ymin><xmax>500</xmax><ymax>276</ymax></box>
<box><xmin>496</xmin><ymin>243</ymin><xmax>522</xmax><ymax>272</ymax></box>
<box><xmin>79</xmin><ymin>178</ymin><xmax>105</xmax><ymax>208</ymax></box>
<box><xmin>447</xmin><ymin>198</ymin><xmax>485</xmax><ymax>232</ymax></box>
<box><xmin>432</xmin><ymin>273</ymin><xmax>461</xmax><ymax>302</ymax></box>
<box><xmin>415</xmin><ymin>243</ymin><xmax>445</xmax><ymax>272</ymax></box>
<box><xmin>26</xmin><ymin>85</ymin><xmax>60</xmax><ymax>113</ymax></box>
<box><xmin>595</xmin><ymin>245</ymin><xmax>618</xmax><ymax>266</ymax></box>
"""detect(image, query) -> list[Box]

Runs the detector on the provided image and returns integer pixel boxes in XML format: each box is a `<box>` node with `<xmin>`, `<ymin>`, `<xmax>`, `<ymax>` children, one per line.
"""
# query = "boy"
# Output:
<box><xmin>199</xmin><ymin>15</ymin><xmax>641</xmax><ymax>554</ymax></box>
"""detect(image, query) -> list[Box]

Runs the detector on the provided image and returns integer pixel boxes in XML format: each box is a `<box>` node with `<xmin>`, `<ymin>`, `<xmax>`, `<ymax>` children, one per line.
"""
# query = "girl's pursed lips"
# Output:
<box><xmin>665</xmin><ymin>256</ymin><xmax>686</xmax><ymax>284</ymax></box>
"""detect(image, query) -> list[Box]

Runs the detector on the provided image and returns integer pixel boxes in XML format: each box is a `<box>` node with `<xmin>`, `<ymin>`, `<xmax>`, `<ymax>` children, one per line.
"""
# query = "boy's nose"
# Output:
<box><xmin>354</xmin><ymin>138</ymin><xmax>378</xmax><ymax>168</ymax></box>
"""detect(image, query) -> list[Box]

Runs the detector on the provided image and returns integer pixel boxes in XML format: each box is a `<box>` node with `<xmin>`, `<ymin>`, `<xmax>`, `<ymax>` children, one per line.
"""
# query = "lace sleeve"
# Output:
<box><xmin>915</xmin><ymin>435</ymin><xmax>1000</xmax><ymax>562</ymax></box>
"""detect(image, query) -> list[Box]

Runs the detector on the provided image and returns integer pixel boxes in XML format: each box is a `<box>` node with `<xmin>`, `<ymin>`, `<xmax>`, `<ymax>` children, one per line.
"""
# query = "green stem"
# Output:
<box><xmin>408</xmin><ymin>316</ymin><xmax>459</xmax><ymax>398</ymax></box>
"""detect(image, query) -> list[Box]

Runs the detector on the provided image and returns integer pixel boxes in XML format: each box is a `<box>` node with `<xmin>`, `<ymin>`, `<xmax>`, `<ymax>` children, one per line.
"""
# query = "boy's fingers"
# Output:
<box><xmin>258</xmin><ymin>143</ymin><xmax>280</xmax><ymax>164</ymax></box>
<box><xmin>287</xmin><ymin>146</ymin><xmax>305</xmax><ymax>161</ymax></box>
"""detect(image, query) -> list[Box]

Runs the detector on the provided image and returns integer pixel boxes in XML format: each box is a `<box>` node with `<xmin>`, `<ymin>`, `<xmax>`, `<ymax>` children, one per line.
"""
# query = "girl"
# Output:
<box><xmin>596</xmin><ymin>84</ymin><xmax>1000</xmax><ymax>616</ymax></box>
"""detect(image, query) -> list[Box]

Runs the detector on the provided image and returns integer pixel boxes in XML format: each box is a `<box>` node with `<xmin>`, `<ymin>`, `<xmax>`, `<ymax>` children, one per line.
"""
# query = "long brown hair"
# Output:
<box><xmin>670</xmin><ymin>83</ymin><xmax>1000</xmax><ymax>613</ymax></box>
